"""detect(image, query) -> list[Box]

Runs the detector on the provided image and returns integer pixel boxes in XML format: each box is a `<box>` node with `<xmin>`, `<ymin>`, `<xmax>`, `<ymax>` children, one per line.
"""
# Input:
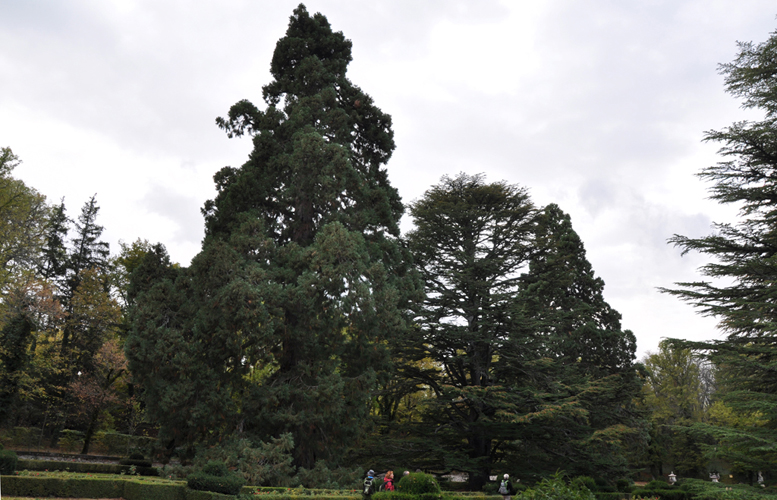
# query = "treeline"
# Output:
<box><xmin>2</xmin><ymin>3</ymin><xmax>777</xmax><ymax>490</ymax></box>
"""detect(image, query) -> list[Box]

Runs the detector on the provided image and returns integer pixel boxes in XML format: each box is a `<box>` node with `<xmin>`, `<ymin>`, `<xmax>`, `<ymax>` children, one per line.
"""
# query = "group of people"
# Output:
<box><xmin>363</xmin><ymin>470</ymin><xmax>408</xmax><ymax>497</ymax></box>
<box><xmin>363</xmin><ymin>470</ymin><xmax>516</xmax><ymax>500</ymax></box>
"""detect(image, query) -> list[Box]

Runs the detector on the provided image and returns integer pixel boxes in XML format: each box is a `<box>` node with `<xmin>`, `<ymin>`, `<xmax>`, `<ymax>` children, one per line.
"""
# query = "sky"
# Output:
<box><xmin>1</xmin><ymin>0</ymin><xmax>775</xmax><ymax>357</ymax></box>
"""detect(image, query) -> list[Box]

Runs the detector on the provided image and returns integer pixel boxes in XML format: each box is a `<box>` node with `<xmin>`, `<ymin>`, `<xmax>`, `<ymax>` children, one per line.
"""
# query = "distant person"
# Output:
<box><xmin>363</xmin><ymin>469</ymin><xmax>376</xmax><ymax>499</ymax></box>
<box><xmin>384</xmin><ymin>471</ymin><xmax>395</xmax><ymax>491</ymax></box>
<box><xmin>498</xmin><ymin>474</ymin><xmax>513</xmax><ymax>500</ymax></box>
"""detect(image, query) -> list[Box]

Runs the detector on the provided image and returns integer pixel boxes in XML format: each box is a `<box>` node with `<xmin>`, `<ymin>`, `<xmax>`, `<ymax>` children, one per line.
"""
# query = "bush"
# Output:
<box><xmin>439</xmin><ymin>481</ymin><xmax>471</xmax><ymax>492</ymax></box>
<box><xmin>16</xmin><ymin>458</ymin><xmax>159</xmax><ymax>476</ymax></box>
<box><xmin>572</xmin><ymin>476</ymin><xmax>597</xmax><ymax>492</ymax></box>
<box><xmin>193</xmin><ymin>435</ymin><xmax>295</xmax><ymax>486</ymax></box>
<box><xmin>523</xmin><ymin>473</ymin><xmax>596</xmax><ymax>500</ymax></box>
<box><xmin>293</xmin><ymin>461</ymin><xmax>363</xmax><ymax>489</ymax></box>
<box><xmin>646</xmin><ymin>480</ymin><xmax>673</xmax><ymax>490</ymax></box>
<box><xmin>594</xmin><ymin>493</ymin><xmax>625</xmax><ymax>500</ymax></box>
<box><xmin>396</xmin><ymin>472</ymin><xmax>441</xmax><ymax>496</ymax></box>
<box><xmin>615</xmin><ymin>479</ymin><xmax>632</xmax><ymax>492</ymax></box>
<box><xmin>187</xmin><ymin>460</ymin><xmax>247</xmax><ymax>495</ymax></box>
<box><xmin>0</xmin><ymin>449</ymin><xmax>18</xmax><ymax>474</ymax></box>
<box><xmin>58</xmin><ymin>429</ymin><xmax>85</xmax><ymax>452</ymax></box>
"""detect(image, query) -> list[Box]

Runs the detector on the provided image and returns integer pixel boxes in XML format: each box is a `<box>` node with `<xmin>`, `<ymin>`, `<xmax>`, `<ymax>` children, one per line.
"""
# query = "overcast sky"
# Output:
<box><xmin>2</xmin><ymin>1</ymin><xmax>775</xmax><ymax>357</ymax></box>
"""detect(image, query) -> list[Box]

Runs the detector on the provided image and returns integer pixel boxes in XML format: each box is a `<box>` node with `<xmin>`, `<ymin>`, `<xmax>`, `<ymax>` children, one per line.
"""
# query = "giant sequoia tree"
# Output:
<box><xmin>127</xmin><ymin>5</ymin><xmax>414</xmax><ymax>467</ymax></box>
<box><xmin>664</xmin><ymin>26</ymin><xmax>777</xmax><ymax>474</ymax></box>
<box><xmin>509</xmin><ymin>204</ymin><xmax>643</xmax><ymax>479</ymax></box>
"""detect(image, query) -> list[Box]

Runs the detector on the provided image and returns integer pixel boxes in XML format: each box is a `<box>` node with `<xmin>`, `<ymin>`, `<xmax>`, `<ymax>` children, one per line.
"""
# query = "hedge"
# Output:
<box><xmin>0</xmin><ymin>476</ymin><xmax>363</xmax><ymax>500</ymax></box>
<box><xmin>632</xmin><ymin>487</ymin><xmax>689</xmax><ymax>500</ymax></box>
<box><xmin>0</xmin><ymin>476</ymin><xmax>125</xmax><ymax>498</ymax></box>
<box><xmin>17</xmin><ymin>458</ymin><xmax>159</xmax><ymax>476</ymax></box>
<box><xmin>0</xmin><ymin>449</ymin><xmax>18</xmax><ymax>474</ymax></box>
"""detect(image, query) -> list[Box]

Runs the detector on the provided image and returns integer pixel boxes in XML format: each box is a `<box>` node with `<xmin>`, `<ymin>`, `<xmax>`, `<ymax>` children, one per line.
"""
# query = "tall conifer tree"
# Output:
<box><xmin>127</xmin><ymin>4</ymin><xmax>415</xmax><ymax>467</ymax></box>
<box><xmin>664</xmin><ymin>26</ymin><xmax>777</xmax><ymax>474</ymax></box>
<box><xmin>511</xmin><ymin>204</ymin><xmax>643</xmax><ymax>479</ymax></box>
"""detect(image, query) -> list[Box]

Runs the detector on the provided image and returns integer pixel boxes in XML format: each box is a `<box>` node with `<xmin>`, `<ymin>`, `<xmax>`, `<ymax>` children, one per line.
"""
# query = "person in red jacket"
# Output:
<box><xmin>383</xmin><ymin>471</ymin><xmax>395</xmax><ymax>491</ymax></box>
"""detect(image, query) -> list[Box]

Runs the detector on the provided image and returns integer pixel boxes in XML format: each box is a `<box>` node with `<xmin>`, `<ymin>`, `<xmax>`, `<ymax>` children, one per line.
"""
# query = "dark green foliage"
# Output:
<box><xmin>0</xmin><ymin>476</ymin><xmax>125</xmax><ymax>498</ymax></box>
<box><xmin>614</xmin><ymin>479</ymin><xmax>632</xmax><ymax>493</ymax></box>
<box><xmin>0</xmin><ymin>310</ymin><xmax>35</xmax><ymax>424</ymax></box>
<box><xmin>402</xmin><ymin>177</ymin><xmax>644</xmax><ymax>487</ymax></box>
<box><xmin>128</xmin><ymin>5</ymin><xmax>416</xmax><ymax>467</ymax></box>
<box><xmin>16</xmin><ymin>458</ymin><xmax>159</xmax><ymax>476</ymax></box>
<box><xmin>592</xmin><ymin>493</ymin><xmax>624</xmax><ymax>500</ymax></box>
<box><xmin>522</xmin><ymin>473</ymin><xmax>596</xmax><ymax>500</ymax></box>
<box><xmin>293</xmin><ymin>460</ymin><xmax>363</xmax><ymax>489</ymax></box>
<box><xmin>504</xmin><ymin>204</ymin><xmax>645</xmax><ymax>480</ymax></box>
<box><xmin>571</xmin><ymin>476</ymin><xmax>597</xmax><ymax>492</ymax></box>
<box><xmin>187</xmin><ymin>460</ymin><xmax>247</xmax><ymax>495</ymax></box>
<box><xmin>120</xmin><ymin>457</ymin><xmax>153</xmax><ymax>467</ymax></box>
<box><xmin>662</xmin><ymin>24</ymin><xmax>777</xmax><ymax>475</ymax></box>
<box><xmin>0</xmin><ymin>448</ymin><xmax>18</xmax><ymax>474</ymax></box>
<box><xmin>193</xmin><ymin>435</ymin><xmax>295</xmax><ymax>486</ymax></box>
<box><xmin>405</xmin><ymin>173</ymin><xmax>538</xmax><ymax>490</ymax></box>
<box><xmin>124</xmin><ymin>480</ymin><xmax>187</xmax><ymax>500</ymax></box>
<box><xmin>396</xmin><ymin>472</ymin><xmax>441</xmax><ymax>495</ymax></box>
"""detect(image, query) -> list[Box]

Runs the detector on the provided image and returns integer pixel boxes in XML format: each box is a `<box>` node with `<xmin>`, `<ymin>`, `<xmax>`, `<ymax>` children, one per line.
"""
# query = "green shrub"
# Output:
<box><xmin>594</xmin><ymin>493</ymin><xmax>625</xmax><ymax>500</ymax></box>
<box><xmin>572</xmin><ymin>476</ymin><xmax>598</xmax><ymax>492</ymax></box>
<box><xmin>293</xmin><ymin>461</ymin><xmax>363</xmax><ymax>489</ymax></box>
<box><xmin>0</xmin><ymin>449</ymin><xmax>18</xmax><ymax>474</ymax></box>
<box><xmin>646</xmin><ymin>480</ymin><xmax>673</xmax><ymax>490</ymax></box>
<box><xmin>1</xmin><ymin>476</ymin><xmax>124</xmax><ymax>498</ymax></box>
<box><xmin>523</xmin><ymin>473</ymin><xmax>596</xmax><ymax>500</ymax></box>
<box><xmin>19</xmin><ymin>458</ymin><xmax>125</xmax><ymax>474</ymax></box>
<box><xmin>193</xmin><ymin>435</ymin><xmax>295</xmax><ymax>486</ymax></box>
<box><xmin>187</xmin><ymin>460</ymin><xmax>247</xmax><ymax>495</ymax></box>
<box><xmin>439</xmin><ymin>481</ymin><xmax>471</xmax><ymax>491</ymax></box>
<box><xmin>396</xmin><ymin>472</ymin><xmax>441</xmax><ymax>496</ymax></box>
<box><xmin>58</xmin><ymin>429</ymin><xmax>85</xmax><ymax>452</ymax></box>
<box><xmin>632</xmin><ymin>487</ymin><xmax>688</xmax><ymax>500</ymax></box>
<box><xmin>615</xmin><ymin>479</ymin><xmax>632</xmax><ymax>492</ymax></box>
<box><xmin>124</xmin><ymin>479</ymin><xmax>186</xmax><ymax>500</ymax></box>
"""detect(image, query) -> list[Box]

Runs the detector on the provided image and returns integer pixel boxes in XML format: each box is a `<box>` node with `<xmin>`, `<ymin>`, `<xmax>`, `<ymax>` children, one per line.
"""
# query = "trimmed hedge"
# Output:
<box><xmin>632</xmin><ymin>487</ymin><xmax>689</xmax><ymax>500</ymax></box>
<box><xmin>593</xmin><ymin>493</ymin><xmax>627</xmax><ymax>500</ymax></box>
<box><xmin>121</xmin><ymin>457</ymin><xmax>154</xmax><ymax>467</ymax></box>
<box><xmin>0</xmin><ymin>449</ymin><xmax>18</xmax><ymax>474</ymax></box>
<box><xmin>0</xmin><ymin>476</ymin><xmax>124</xmax><ymax>498</ymax></box>
<box><xmin>0</xmin><ymin>475</ymin><xmax>251</xmax><ymax>500</ymax></box>
<box><xmin>187</xmin><ymin>460</ymin><xmax>246</xmax><ymax>495</ymax></box>
<box><xmin>16</xmin><ymin>458</ymin><xmax>159</xmax><ymax>476</ymax></box>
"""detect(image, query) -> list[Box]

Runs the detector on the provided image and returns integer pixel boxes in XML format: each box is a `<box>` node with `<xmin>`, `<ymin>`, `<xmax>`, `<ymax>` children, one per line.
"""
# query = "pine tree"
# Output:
<box><xmin>663</xmin><ymin>26</ymin><xmax>777</xmax><ymax>475</ymax></box>
<box><xmin>127</xmin><ymin>4</ymin><xmax>416</xmax><ymax>466</ymax></box>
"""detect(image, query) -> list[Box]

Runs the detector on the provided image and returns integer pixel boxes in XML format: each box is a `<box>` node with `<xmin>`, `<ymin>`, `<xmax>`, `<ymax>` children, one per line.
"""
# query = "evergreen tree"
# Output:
<box><xmin>406</xmin><ymin>173</ymin><xmax>546</xmax><ymax>489</ymax></box>
<box><xmin>505</xmin><ymin>204</ymin><xmax>644</xmax><ymax>480</ymax></box>
<box><xmin>60</xmin><ymin>195</ymin><xmax>110</xmax><ymax>359</ymax></box>
<box><xmin>38</xmin><ymin>199</ymin><xmax>71</xmax><ymax>290</ymax></box>
<box><xmin>127</xmin><ymin>4</ymin><xmax>416</xmax><ymax>467</ymax></box>
<box><xmin>663</xmin><ymin>25</ymin><xmax>777</xmax><ymax>474</ymax></box>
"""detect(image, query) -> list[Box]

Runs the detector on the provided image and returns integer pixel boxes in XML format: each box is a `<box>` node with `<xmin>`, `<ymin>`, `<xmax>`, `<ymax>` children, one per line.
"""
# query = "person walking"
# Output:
<box><xmin>498</xmin><ymin>474</ymin><xmax>513</xmax><ymax>500</ymax></box>
<box><xmin>363</xmin><ymin>470</ymin><xmax>376</xmax><ymax>499</ymax></box>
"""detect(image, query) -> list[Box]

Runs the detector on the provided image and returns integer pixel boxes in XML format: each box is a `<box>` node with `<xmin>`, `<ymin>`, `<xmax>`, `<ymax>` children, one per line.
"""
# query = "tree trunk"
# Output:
<box><xmin>80</xmin><ymin>407</ymin><xmax>100</xmax><ymax>454</ymax></box>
